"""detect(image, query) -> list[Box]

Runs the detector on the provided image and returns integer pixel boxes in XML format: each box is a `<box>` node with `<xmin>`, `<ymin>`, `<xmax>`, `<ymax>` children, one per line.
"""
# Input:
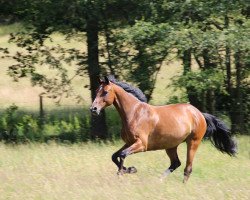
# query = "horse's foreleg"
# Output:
<box><xmin>161</xmin><ymin>146</ymin><xmax>181</xmax><ymax>180</ymax></box>
<box><xmin>118</xmin><ymin>138</ymin><xmax>145</xmax><ymax>175</ymax></box>
<box><xmin>111</xmin><ymin>144</ymin><xmax>128</xmax><ymax>170</ymax></box>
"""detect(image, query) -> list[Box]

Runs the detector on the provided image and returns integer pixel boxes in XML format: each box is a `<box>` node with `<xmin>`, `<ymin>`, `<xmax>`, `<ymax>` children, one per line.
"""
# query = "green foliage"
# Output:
<box><xmin>0</xmin><ymin>104</ymin><xmax>20</xmax><ymax>142</ymax></box>
<box><xmin>173</xmin><ymin>69</ymin><xmax>226</xmax><ymax>97</ymax></box>
<box><xmin>109</xmin><ymin>21</ymin><xmax>173</xmax><ymax>99</ymax></box>
<box><xmin>166</xmin><ymin>95</ymin><xmax>188</xmax><ymax>105</ymax></box>
<box><xmin>16</xmin><ymin>115</ymin><xmax>40</xmax><ymax>141</ymax></box>
<box><xmin>0</xmin><ymin>105</ymin><xmax>94</xmax><ymax>143</ymax></box>
<box><xmin>1</xmin><ymin>0</ymin><xmax>249</xmax><ymax>136</ymax></box>
<box><xmin>6</xmin><ymin>32</ymin><xmax>87</xmax><ymax>103</ymax></box>
<box><xmin>105</xmin><ymin>108</ymin><xmax>122</xmax><ymax>140</ymax></box>
<box><xmin>0</xmin><ymin>105</ymin><xmax>42</xmax><ymax>142</ymax></box>
<box><xmin>0</xmin><ymin>105</ymin><xmax>121</xmax><ymax>143</ymax></box>
<box><xmin>125</xmin><ymin>22</ymin><xmax>171</xmax><ymax>99</ymax></box>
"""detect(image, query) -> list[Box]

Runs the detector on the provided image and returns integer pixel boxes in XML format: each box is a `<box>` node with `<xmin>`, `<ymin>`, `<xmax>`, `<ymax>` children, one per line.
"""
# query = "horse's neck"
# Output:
<box><xmin>113</xmin><ymin>85</ymin><xmax>141</xmax><ymax>123</ymax></box>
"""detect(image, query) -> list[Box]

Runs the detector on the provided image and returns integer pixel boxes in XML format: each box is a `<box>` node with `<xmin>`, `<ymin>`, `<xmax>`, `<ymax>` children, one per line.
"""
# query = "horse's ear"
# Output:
<box><xmin>104</xmin><ymin>76</ymin><xmax>110</xmax><ymax>85</ymax></box>
<box><xmin>97</xmin><ymin>76</ymin><xmax>102</xmax><ymax>84</ymax></box>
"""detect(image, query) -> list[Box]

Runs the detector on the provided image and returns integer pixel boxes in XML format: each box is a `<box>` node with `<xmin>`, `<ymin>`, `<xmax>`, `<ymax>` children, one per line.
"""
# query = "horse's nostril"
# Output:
<box><xmin>90</xmin><ymin>106</ymin><xmax>98</xmax><ymax>114</ymax></box>
<box><xmin>90</xmin><ymin>106</ymin><xmax>97</xmax><ymax>111</ymax></box>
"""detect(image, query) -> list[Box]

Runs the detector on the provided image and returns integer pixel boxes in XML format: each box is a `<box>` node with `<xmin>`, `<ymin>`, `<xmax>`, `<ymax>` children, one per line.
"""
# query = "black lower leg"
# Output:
<box><xmin>111</xmin><ymin>152</ymin><xmax>121</xmax><ymax>168</ymax></box>
<box><xmin>166</xmin><ymin>147</ymin><xmax>181</xmax><ymax>172</ymax></box>
<box><xmin>162</xmin><ymin>147</ymin><xmax>181</xmax><ymax>179</ymax></box>
<box><xmin>119</xmin><ymin>156</ymin><xmax>125</xmax><ymax>171</ymax></box>
<box><xmin>117</xmin><ymin>148</ymin><xmax>138</xmax><ymax>174</ymax></box>
<box><xmin>169</xmin><ymin>159</ymin><xmax>181</xmax><ymax>171</ymax></box>
<box><xmin>111</xmin><ymin>145</ymin><xmax>128</xmax><ymax>170</ymax></box>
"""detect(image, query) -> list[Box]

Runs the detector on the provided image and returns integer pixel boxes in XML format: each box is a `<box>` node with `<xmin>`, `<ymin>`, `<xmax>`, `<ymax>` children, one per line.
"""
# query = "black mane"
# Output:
<box><xmin>106</xmin><ymin>75</ymin><xmax>147</xmax><ymax>103</ymax></box>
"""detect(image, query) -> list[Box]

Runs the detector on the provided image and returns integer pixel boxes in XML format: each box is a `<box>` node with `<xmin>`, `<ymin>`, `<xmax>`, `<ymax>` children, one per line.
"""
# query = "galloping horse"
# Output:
<box><xmin>90</xmin><ymin>75</ymin><xmax>237</xmax><ymax>182</ymax></box>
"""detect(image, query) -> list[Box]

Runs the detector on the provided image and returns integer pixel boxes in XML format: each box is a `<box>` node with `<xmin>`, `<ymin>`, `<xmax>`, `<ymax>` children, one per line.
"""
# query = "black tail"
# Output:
<box><xmin>203</xmin><ymin>113</ymin><xmax>237</xmax><ymax>156</ymax></box>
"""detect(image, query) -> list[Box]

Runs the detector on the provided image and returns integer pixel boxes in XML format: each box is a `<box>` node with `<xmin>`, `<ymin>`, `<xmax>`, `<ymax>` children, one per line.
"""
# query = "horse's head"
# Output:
<box><xmin>90</xmin><ymin>76</ymin><xmax>115</xmax><ymax>115</ymax></box>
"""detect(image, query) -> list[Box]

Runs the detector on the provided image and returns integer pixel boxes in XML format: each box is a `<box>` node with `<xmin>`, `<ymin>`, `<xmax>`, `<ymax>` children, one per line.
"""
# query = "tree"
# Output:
<box><xmin>4</xmin><ymin>0</ymin><xmax>110</xmax><ymax>139</ymax></box>
<box><xmin>109</xmin><ymin>21</ymin><xmax>172</xmax><ymax>100</ymax></box>
<box><xmin>3</xmin><ymin>0</ymin><xmax>249</xmax><ymax>136</ymax></box>
<box><xmin>3</xmin><ymin>0</ymin><xmax>155</xmax><ymax>138</ymax></box>
<box><xmin>108</xmin><ymin>0</ymin><xmax>249</xmax><ymax>133</ymax></box>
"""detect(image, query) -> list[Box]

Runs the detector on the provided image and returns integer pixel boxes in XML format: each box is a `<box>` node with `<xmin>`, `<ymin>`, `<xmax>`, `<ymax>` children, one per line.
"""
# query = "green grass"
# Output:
<box><xmin>0</xmin><ymin>136</ymin><xmax>249</xmax><ymax>200</ymax></box>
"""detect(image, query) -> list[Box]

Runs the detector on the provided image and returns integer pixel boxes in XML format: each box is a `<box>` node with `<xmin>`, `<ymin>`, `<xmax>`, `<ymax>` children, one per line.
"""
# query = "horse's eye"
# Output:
<box><xmin>103</xmin><ymin>91</ymin><xmax>108</xmax><ymax>96</ymax></box>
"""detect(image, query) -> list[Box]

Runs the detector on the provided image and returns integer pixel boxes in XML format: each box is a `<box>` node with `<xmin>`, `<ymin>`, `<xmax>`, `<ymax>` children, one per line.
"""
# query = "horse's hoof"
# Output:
<box><xmin>117</xmin><ymin>171</ymin><xmax>124</xmax><ymax>175</ymax></box>
<box><xmin>127</xmin><ymin>166</ymin><xmax>137</xmax><ymax>174</ymax></box>
<box><xmin>183</xmin><ymin>176</ymin><xmax>189</xmax><ymax>183</ymax></box>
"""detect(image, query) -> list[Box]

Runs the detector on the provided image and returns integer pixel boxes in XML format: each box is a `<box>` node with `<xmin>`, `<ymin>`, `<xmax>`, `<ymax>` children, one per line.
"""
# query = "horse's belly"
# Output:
<box><xmin>146</xmin><ymin>112</ymin><xmax>192</xmax><ymax>150</ymax></box>
<box><xmin>147</xmin><ymin>129</ymin><xmax>190</xmax><ymax>150</ymax></box>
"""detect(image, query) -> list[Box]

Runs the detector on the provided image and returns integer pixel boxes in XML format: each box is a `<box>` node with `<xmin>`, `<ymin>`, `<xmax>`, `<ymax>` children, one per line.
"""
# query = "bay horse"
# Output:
<box><xmin>90</xmin><ymin>75</ymin><xmax>237</xmax><ymax>182</ymax></box>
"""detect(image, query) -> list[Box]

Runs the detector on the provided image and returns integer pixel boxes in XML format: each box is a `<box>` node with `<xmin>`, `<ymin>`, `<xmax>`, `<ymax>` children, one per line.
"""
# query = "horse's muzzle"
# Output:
<box><xmin>90</xmin><ymin>106</ymin><xmax>100</xmax><ymax>116</ymax></box>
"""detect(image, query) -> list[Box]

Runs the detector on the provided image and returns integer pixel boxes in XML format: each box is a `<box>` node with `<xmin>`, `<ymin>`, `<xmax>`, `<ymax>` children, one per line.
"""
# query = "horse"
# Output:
<box><xmin>90</xmin><ymin>75</ymin><xmax>237</xmax><ymax>182</ymax></box>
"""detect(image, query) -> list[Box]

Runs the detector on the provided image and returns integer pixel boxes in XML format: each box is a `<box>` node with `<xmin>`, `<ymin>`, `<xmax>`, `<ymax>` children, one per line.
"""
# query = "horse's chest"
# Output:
<box><xmin>120</xmin><ymin>106</ymin><xmax>157</xmax><ymax>145</ymax></box>
<box><xmin>121</xmin><ymin>130</ymin><xmax>136</xmax><ymax>145</ymax></box>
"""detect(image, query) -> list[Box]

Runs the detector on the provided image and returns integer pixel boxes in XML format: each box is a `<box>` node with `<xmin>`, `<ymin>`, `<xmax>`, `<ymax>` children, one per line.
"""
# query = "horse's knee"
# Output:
<box><xmin>120</xmin><ymin>148</ymin><xmax>130</xmax><ymax>158</ymax></box>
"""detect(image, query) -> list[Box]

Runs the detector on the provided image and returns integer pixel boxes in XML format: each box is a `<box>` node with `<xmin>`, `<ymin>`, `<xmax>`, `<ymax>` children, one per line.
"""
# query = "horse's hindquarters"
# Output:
<box><xmin>147</xmin><ymin>104</ymin><xmax>205</xmax><ymax>151</ymax></box>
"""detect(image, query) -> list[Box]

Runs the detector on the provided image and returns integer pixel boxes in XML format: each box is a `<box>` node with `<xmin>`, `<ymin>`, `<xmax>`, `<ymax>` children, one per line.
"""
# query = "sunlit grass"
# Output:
<box><xmin>0</xmin><ymin>136</ymin><xmax>249</xmax><ymax>200</ymax></box>
<box><xmin>0</xmin><ymin>23</ymin><xmax>24</xmax><ymax>36</ymax></box>
<box><xmin>0</xmin><ymin>25</ymin><xmax>90</xmax><ymax>110</ymax></box>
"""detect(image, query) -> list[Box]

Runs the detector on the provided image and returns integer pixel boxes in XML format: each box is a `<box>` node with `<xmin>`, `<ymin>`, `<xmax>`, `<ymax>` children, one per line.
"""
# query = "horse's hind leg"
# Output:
<box><xmin>161</xmin><ymin>146</ymin><xmax>181</xmax><ymax>180</ymax></box>
<box><xmin>183</xmin><ymin>137</ymin><xmax>202</xmax><ymax>183</ymax></box>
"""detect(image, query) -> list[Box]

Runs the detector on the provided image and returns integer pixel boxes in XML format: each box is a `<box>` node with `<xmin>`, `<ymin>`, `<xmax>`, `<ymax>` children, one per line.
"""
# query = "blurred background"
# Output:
<box><xmin>0</xmin><ymin>0</ymin><xmax>249</xmax><ymax>143</ymax></box>
<box><xmin>0</xmin><ymin>1</ymin><xmax>249</xmax><ymax>200</ymax></box>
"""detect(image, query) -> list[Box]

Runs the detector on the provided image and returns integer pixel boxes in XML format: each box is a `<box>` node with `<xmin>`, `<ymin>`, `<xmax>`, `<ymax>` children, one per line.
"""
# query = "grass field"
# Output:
<box><xmin>0</xmin><ymin>136</ymin><xmax>249</xmax><ymax>200</ymax></box>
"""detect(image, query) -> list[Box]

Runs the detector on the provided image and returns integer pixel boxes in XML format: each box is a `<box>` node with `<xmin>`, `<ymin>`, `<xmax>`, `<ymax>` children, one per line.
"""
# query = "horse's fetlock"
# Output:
<box><xmin>176</xmin><ymin>160</ymin><xmax>181</xmax><ymax>167</ymax></box>
<box><xmin>170</xmin><ymin>160</ymin><xmax>181</xmax><ymax>170</ymax></box>
<box><xmin>184</xmin><ymin>168</ymin><xmax>192</xmax><ymax>177</ymax></box>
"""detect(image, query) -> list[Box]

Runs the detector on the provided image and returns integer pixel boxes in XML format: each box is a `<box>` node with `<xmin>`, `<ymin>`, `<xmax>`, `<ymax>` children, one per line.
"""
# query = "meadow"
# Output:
<box><xmin>0</xmin><ymin>24</ymin><xmax>249</xmax><ymax>200</ymax></box>
<box><xmin>0</xmin><ymin>136</ymin><xmax>249</xmax><ymax>200</ymax></box>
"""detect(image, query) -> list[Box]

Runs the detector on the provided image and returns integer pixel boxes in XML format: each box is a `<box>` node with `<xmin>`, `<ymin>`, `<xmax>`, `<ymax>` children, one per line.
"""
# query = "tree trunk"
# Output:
<box><xmin>86</xmin><ymin>14</ymin><xmax>108</xmax><ymax>140</ymax></box>
<box><xmin>206</xmin><ymin>90</ymin><xmax>215</xmax><ymax>114</ymax></box>
<box><xmin>231</xmin><ymin>51</ymin><xmax>244</xmax><ymax>133</ymax></box>
<box><xmin>135</xmin><ymin>49</ymin><xmax>155</xmax><ymax>101</ymax></box>
<box><xmin>225</xmin><ymin>15</ymin><xmax>232</xmax><ymax>94</ymax></box>
<box><xmin>202</xmin><ymin>49</ymin><xmax>215</xmax><ymax>114</ymax></box>
<box><xmin>182</xmin><ymin>49</ymin><xmax>205</xmax><ymax>111</ymax></box>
